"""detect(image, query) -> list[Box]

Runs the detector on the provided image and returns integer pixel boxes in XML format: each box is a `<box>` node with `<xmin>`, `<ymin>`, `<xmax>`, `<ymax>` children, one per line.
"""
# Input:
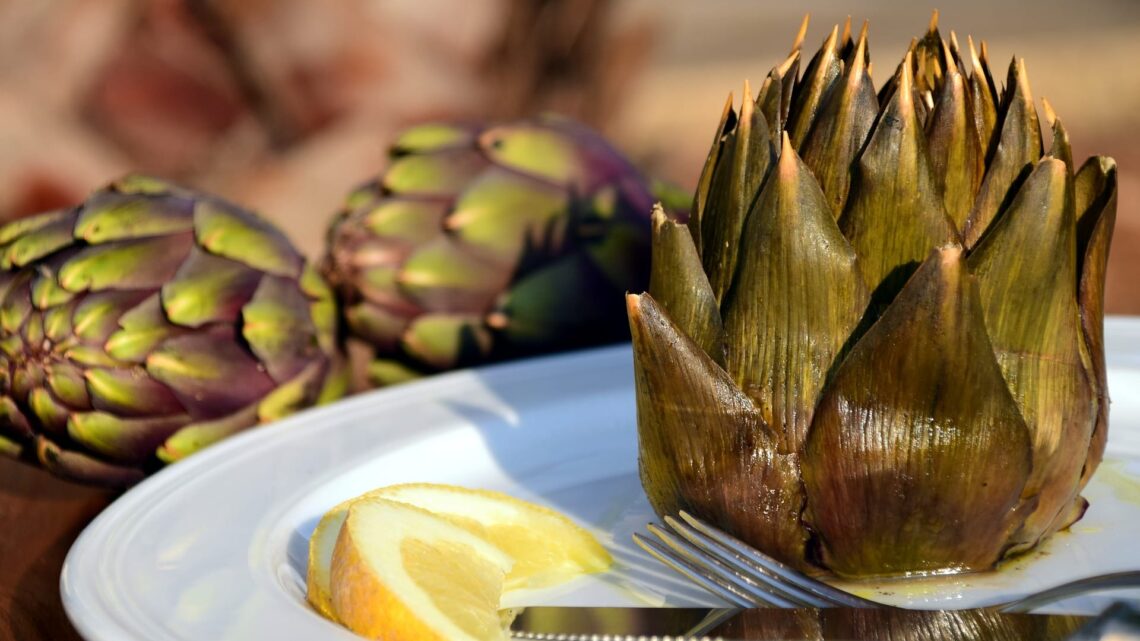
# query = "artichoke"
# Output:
<box><xmin>0</xmin><ymin>176</ymin><xmax>345</xmax><ymax>487</ymax></box>
<box><xmin>630</xmin><ymin>16</ymin><xmax>1117</xmax><ymax>578</ymax></box>
<box><xmin>323</xmin><ymin>114</ymin><xmax>682</xmax><ymax>386</ymax></box>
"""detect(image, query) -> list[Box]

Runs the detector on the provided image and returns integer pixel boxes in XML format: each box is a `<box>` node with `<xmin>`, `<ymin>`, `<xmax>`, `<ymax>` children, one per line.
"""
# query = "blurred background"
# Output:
<box><xmin>2</xmin><ymin>0</ymin><xmax>1138</xmax><ymax>311</ymax></box>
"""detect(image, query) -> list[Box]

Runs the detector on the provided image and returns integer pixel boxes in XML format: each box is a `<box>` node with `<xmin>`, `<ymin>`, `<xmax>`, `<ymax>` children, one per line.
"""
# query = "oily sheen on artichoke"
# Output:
<box><xmin>0</xmin><ymin>176</ymin><xmax>345</xmax><ymax>487</ymax></box>
<box><xmin>630</xmin><ymin>17</ymin><xmax>1117</xmax><ymax>578</ymax></box>
<box><xmin>323</xmin><ymin>115</ymin><xmax>678</xmax><ymax>387</ymax></box>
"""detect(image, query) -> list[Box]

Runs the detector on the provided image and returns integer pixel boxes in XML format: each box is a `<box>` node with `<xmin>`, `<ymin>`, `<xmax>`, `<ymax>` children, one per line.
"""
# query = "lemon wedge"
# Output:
<box><xmin>307</xmin><ymin>483</ymin><xmax>612</xmax><ymax>631</ymax></box>
<box><xmin>330</xmin><ymin>497</ymin><xmax>513</xmax><ymax>641</ymax></box>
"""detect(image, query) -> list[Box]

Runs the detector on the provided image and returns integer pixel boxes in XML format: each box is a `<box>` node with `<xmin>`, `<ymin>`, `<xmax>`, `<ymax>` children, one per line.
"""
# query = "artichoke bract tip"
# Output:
<box><xmin>632</xmin><ymin>16</ymin><xmax>1116</xmax><ymax>578</ymax></box>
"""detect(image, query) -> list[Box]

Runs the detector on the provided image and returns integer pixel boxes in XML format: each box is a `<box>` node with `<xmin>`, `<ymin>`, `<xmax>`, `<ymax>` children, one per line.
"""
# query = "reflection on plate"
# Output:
<box><xmin>63</xmin><ymin>318</ymin><xmax>1140</xmax><ymax>640</ymax></box>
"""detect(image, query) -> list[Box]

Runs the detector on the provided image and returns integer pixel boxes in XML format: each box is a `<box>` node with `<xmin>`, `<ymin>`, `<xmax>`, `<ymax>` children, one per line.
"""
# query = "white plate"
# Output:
<box><xmin>62</xmin><ymin>318</ymin><xmax>1140</xmax><ymax>641</ymax></box>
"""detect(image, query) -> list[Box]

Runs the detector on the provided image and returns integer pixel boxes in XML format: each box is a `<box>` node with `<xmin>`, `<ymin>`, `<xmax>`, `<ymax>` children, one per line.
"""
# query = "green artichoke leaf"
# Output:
<box><xmin>755</xmin><ymin>51</ymin><xmax>801</xmax><ymax>150</ymax></box>
<box><xmin>58</xmin><ymin>232</ymin><xmax>194</xmax><ymax>292</ymax></box>
<box><xmin>477</xmin><ymin>122</ymin><xmax>582</xmax><ymax>187</ymax></box>
<box><xmin>161</xmin><ymin>249</ymin><xmax>263</xmax><ymax>328</ymax></box>
<box><xmin>67</xmin><ymin>411</ymin><xmax>187</xmax><ymax>464</ymax></box>
<box><xmin>488</xmin><ymin>254</ymin><xmax>627</xmax><ymax>350</ymax></box>
<box><xmin>0</xmin><ymin>208</ymin><xmax>73</xmax><ymax>246</ymax></box>
<box><xmin>74</xmin><ymin>290</ymin><xmax>152</xmax><ymax>343</ymax></box>
<box><xmin>1074</xmin><ymin>157</ymin><xmax>1117</xmax><ymax>490</ymax></box>
<box><xmin>788</xmin><ymin>26</ymin><xmax>842</xmax><ymax>149</ymax></box>
<box><xmin>257</xmin><ymin>360</ymin><xmax>326</xmax><ymax>422</ymax></box>
<box><xmin>0</xmin><ymin>273</ymin><xmax>32</xmax><ymax>334</ymax></box>
<box><xmin>398</xmin><ymin>237</ymin><xmax>506</xmax><ymax>313</ymax></box>
<box><xmin>2</xmin><ymin>212</ymin><xmax>77</xmax><ymax>270</ymax></box>
<box><xmin>383</xmin><ymin>149</ymin><xmax>487</xmax><ymax>196</ymax></box>
<box><xmin>722</xmin><ymin>134</ymin><xmax>868</xmax><ymax>454</ymax></box>
<box><xmin>446</xmin><ymin>167</ymin><xmax>568</xmax><ymax>259</ymax></box>
<box><xmin>29</xmin><ymin>387</ymin><xmax>70</xmax><ymax>434</ymax></box>
<box><xmin>965</xmin><ymin>36</ymin><xmax>999</xmax><ymax>163</ymax></box>
<box><xmin>1043</xmin><ymin>101</ymin><xmax>1074</xmax><ymax>175</ymax></box>
<box><xmin>73</xmin><ymin>191</ymin><xmax>194</xmax><ymax>243</ymax></box>
<box><xmin>36</xmin><ymin>435</ymin><xmax>146</xmax><ymax>486</ymax></box>
<box><xmin>194</xmin><ymin>200</ymin><xmax>303</xmax><ymax>278</ymax></box>
<box><xmin>158</xmin><ymin>404</ymin><xmax>260</xmax><ymax>463</ymax></box>
<box><xmin>0</xmin><ymin>435</ymin><xmax>20</xmax><ymax>459</ymax></box>
<box><xmin>299</xmin><ymin>263</ymin><xmax>338</xmax><ymax>355</ymax></box>
<box><xmin>967</xmin><ymin>158</ymin><xmax>1096</xmax><ymax>550</ymax></box>
<box><xmin>700</xmin><ymin>91</ymin><xmax>775</xmax><ymax>302</ymax></box>
<box><xmin>963</xmin><ymin>58</ymin><xmax>1043</xmax><ymax>247</ymax></box>
<box><xmin>688</xmin><ymin>94</ymin><xmax>739</xmax><ymax>257</ymax></box>
<box><xmin>46</xmin><ymin>361</ymin><xmax>90</xmax><ymax>408</ymax></box>
<box><xmin>85</xmin><ymin>367</ymin><xmax>185</xmax><ymax>417</ymax></box>
<box><xmin>22</xmin><ymin>310</ymin><xmax>44</xmax><ymax>348</ymax></box>
<box><xmin>366</xmin><ymin>359</ymin><xmax>424</xmax><ymax>388</ymax></box>
<box><xmin>43</xmin><ymin>299</ymin><xmax>77</xmax><ymax>344</ymax></box>
<box><xmin>104</xmin><ymin>294</ymin><xmax>182</xmax><ymax>363</ymax></box>
<box><xmin>401</xmin><ymin>313</ymin><xmax>491</xmax><ymax>371</ymax></box>
<box><xmin>800</xmin><ymin>25</ymin><xmax>877</xmax><ymax>216</ymax></box>
<box><xmin>628</xmin><ymin>293</ymin><xmax>808</xmax><ymax>567</ymax></box>
<box><xmin>648</xmin><ymin>205</ymin><xmax>725</xmax><ymax>366</ymax></box>
<box><xmin>840</xmin><ymin>55</ymin><xmax>959</xmax><ymax>299</ymax></box>
<box><xmin>242</xmin><ymin>275</ymin><xmax>321</xmax><ymax>384</ymax></box>
<box><xmin>344</xmin><ymin>303</ymin><xmax>409</xmax><ymax>352</ymax></box>
<box><xmin>0</xmin><ymin>396</ymin><xmax>32</xmax><ymax>440</ymax></box>
<box><xmin>803</xmin><ymin>246</ymin><xmax>1032</xmax><ymax>577</ymax></box>
<box><xmin>392</xmin><ymin>123</ymin><xmax>476</xmax><ymax>154</ymax></box>
<box><xmin>146</xmin><ymin>328</ymin><xmax>278</xmax><ymax>420</ymax></box>
<box><xmin>31</xmin><ymin>267</ymin><xmax>75</xmax><ymax>309</ymax></box>
<box><xmin>926</xmin><ymin>65</ymin><xmax>984</xmax><ymax>229</ymax></box>
<box><xmin>362</xmin><ymin>199</ymin><xmax>448</xmax><ymax>244</ymax></box>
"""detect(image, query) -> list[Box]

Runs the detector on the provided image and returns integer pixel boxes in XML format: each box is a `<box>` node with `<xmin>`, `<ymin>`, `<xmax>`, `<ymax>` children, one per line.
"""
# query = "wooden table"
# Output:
<box><xmin>0</xmin><ymin>458</ymin><xmax>117</xmax><ymax>641</ymax></box>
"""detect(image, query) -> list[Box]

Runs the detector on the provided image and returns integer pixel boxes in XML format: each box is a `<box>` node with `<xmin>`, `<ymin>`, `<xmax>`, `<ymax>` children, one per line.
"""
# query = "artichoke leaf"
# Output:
<box><xmin>700</xmin><ymin>90</ymin><xmax>775</xmax><ymax>302</ymax></box>
<box><xmin>628</xmin><ymin>293</ymin><xmax>808</xmax><ymax>567</ymax></box>
<box><xmin>0</xmin><ymin>208</ymin><xmax>74</xmax><ymax>246</ymax></box>
<box><xmin>194</xmin><ymin>200</ymin><xmax>304</xmax><ymax>278</ymax></box>
<box><xmin>688</xmin><ymin>93</ymin><xmax>738</xmax><ymax>256</ymax></box>
<box><xmin>803</xmin><ymin>247</ymin><xmax>1032</xmax><ymax>577</ymax></box>
<box><xmin>392</xmin><ymin>123</ymin><xmax>476</xmax><ymax>154</ymax></box>
<box><xmin>840</xmin><ymin>55</ymin><xmax>959</xmax><ymax>300</ymax></box>
<box><xmin>381</xmin><ymin>147</ymin><xmax>484</xmax><ymax>197</ymax></box>
<box><xmin>74</xmin><ymin>191</ymin><xmax>194</xmax><ymax>243</ymax></box>
<box><xmin>648</xmin><ymin>205</ymin><xmax>725</xmax><ymax>366</ymax></box>
<box><xmin>85</xmin><ymin>367</ymin><xmax>185</xmax><ymax>417</ymax></box>
<box><xmin>35</xmin><ymin>436</ymin><xmax>146</xmax><ymax>486</ymax></box>
<box><xmin>67</xmin><ymin>411</ymin><xmax>188</xmax><ymax>464</ymax></box>
<box><xmin>788</xmin><ymin>26</ymin><xmax>842</xmax><ymax>150</ymax></box>
<box><xmin>967</xmin><ymin>158</ymin><xmax>1096</xmax><ymax>551</ymax></box>
<box><xmin>478</xmin><ymin>122</ymin><xmax>583</xmax><ymax>187</ymax></box>
<box><xmin>146</xmin><ymin>327</ymin><xmax>278</xmax><ymax>420</ymax></box>
<box><xmin>755</xmin><ymin>51</ymin><xmax>801</xmax><ymax>147</ymax></box>
<box><xmin>3</xmin><ymin>214</ymin><xmax>78</xmax><ymax>270</ymax></box>
<box><xmin>446</xmin><ymin>168</ymin><xmax>568</xmax><ymax>259</ymax></box>
<box><xmin>800</xmin><ymin>23</ymin><xmax>878</xmax><ymax>216</ymax></box>
<box><xmin>161</xmin><ymin>249</ymin><xmax>263</xmax><ymax>328</ymax></box>
<box><xmin>242</xmin><ymin>275</ymin><xmax>321</xmax><ymax>384</ymax></box>
<box><xmin>158</xmin><ymin>404</ymin><xmax>260</xmax><ymax>463</ymax></box>
<box><xmin>398</xmin><ymin>237</ymin><xmax>507</xmax><ymax>314</ymax></box>
<box><xmin>965</xmin><ymin>36</ymin><xmax>999</xmax><ymax>163</ymax></box>
<box><xmin>1074</xmin><ymin>157</ymin><xmax>1117</xmax><ymax>489</ymax></box>
<box><xmin>104</xmin><ymin>294</ymin><xmax>183</xmax><ymax>363</ymax></box>
<box><xmin>58</xmin><ymin>232</ymin><xmax>194</xmax><ymax>292</ymax></box>
<box><xmin>1042</xmin><ymin>100</ymin><xmax>1074</xmax><ymax>174</ymax></box>
<box><xmin>963</xmin><ymin>58</ymin><xmax>1043</xmax><ymax>248</ymax></box>
<box><xmin>722</xmin><ymin>134</ymin><xmax>868</xmax><ymax>454</ymax></box>
<box><xmin>402</xmin><ymin>313</ymin><xmax>492</xmax><ymax>371</ymax></box>
<box><xmin>73</xmin><ymin>290</ymin><xmax>152</xmax><ymax>343</ymax></box>
<box><xmin>926</xmin><ymin>65</ymin><xmax>984</xmax><ymax>229</ymax></box>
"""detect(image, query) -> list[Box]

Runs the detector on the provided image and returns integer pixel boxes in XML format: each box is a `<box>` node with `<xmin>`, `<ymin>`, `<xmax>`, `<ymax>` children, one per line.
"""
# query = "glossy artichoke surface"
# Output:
<box><xmin>630</xmin><ymin>16</ymin><xmax>1117</xmax><ymax>578</ymax></box>
<box><xmin>323</xmin><ymin>114</ymin><xmax>679</xmax><ymax>387</ymax></box>
<box><xmin>0</xmin><ymin>176</ymin><xmax>345</xmax><ymax>487</ymax></box>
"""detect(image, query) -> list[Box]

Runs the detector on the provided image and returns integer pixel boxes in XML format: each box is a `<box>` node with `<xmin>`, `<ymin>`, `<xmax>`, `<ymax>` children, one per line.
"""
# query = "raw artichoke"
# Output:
<box><xmin>630</xmin><ymin>16</ymin><xmax>1117</xmax><ymax>577</ymax></box>
<box><xmin>323</xmin><ymin>114</ymin><xmax>683</xmax><ymax>386</ymax></box>
<box><xmin>0</xmin><ymin>176</ymin><xmax>345</xmax><ymax>487</ymax></box>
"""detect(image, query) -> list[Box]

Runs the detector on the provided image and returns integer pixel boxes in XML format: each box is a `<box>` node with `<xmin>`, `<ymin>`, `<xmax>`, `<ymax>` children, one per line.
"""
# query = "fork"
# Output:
<box><xmin>633</xmin><ymin>510</ymin><xmax>1140</xmax><ymax>613</ymax></box>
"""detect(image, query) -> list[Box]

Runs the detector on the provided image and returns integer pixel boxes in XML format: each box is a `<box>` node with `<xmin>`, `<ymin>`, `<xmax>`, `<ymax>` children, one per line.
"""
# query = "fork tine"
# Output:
<box><xmin>678</xmin><ymin>511</ymin><xmax>881</xmax><ymax>609</ymax></box>
<box><xmin>647</xmin><ymin>523</ymin><xmax>799</xmax><ymax>608</ymax></box>
<box><xmin>632</xmin><ymin>532</ymin><xmax>756</xmax><ymax>607</ymax></box>
<box><xmin>662</xmin><ymin>515</ymin><xmax>832</xmax><ymax>608</ymax></box>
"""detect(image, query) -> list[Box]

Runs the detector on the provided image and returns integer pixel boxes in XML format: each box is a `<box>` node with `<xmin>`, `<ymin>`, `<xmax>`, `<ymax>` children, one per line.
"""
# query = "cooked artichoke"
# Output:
<box><xmin>0</xmin><ymin>176</ymin><xmax>346</xmax><ymax>487</ymax></box>
<box><xmin>630</xmin><ymin>16</ymin><xmax>1117</xmax><ymax>577</ymax></box>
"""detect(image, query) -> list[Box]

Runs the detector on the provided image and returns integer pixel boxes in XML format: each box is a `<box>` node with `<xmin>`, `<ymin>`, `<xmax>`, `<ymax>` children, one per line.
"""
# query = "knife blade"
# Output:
<box><xmin>508</xmin><ymin>606</ymin><xmax>1095</xmax><ymax>641</ymax></box>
